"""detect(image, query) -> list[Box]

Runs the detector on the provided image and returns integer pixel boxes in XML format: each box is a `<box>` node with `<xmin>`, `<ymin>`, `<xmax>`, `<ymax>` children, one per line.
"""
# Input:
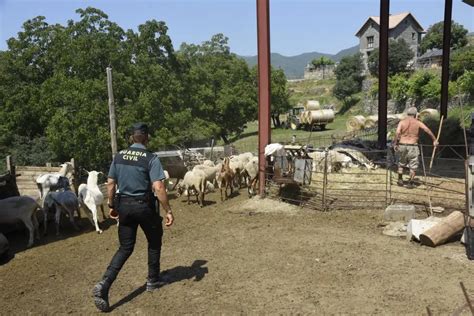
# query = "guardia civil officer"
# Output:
<box><xmin>92</xmin><ymin>123</ymin><xmax>174</xmax><ymax>312</ymax></box>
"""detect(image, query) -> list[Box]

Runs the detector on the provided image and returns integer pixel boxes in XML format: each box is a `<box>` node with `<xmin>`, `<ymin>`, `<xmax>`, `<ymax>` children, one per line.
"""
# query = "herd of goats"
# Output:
<box><xmin>0</xmin><ymin>144</ymin><xmax>380</xmax><ymax>253</ymax></box>
<box><xmin>0</xmin><ymin>151</ymin><xmax>259</xmax><ymax>251</ymax></box>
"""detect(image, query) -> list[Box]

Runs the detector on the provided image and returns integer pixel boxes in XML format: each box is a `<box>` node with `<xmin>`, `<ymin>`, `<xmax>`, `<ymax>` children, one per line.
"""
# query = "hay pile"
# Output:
<box><xmin>344</xmin><ymin>110</ymin><xmax>430</xmax><ymax>132</ymax></box>
<box><xmin>235</xmin><ymin>196</ymin><xmax>301</xmax><ymax>215</ymax></box>
<box><xmin>304</xmin><ymin>100</ymin><xmax>321</xmax><ymax>111</ymax></box>
<box><xmin>418</xmin><ymin>109</ymin><xmax>439</xmax><ymax>121</ymax></box>
<box><xmin>346</xmin><ymin>115</ymin><xmax>366</xmax><ymax>132</ymax></box>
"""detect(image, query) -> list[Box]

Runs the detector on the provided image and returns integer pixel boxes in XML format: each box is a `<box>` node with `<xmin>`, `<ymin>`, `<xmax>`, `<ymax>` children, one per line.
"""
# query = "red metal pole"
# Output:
<box><xmin>257</xmin><ymin>0</ymin><xmax>271</xmax><ymax>197</ymax></box>
<box><xmin>440</xmin><ymin>0</ymin><xmax>453</xmax><ymax>119</ymax></box>
<box><xmin>378</xmin><ymin>0</ymin><xmax>389</xmax><ymax>149</ymax></box>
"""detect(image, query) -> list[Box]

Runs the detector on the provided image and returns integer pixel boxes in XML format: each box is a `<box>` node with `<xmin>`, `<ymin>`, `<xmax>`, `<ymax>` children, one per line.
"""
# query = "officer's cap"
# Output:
<box><xmin>406</xmin><ymin>107</ymin><xmax>418</xmax><ymax>116</ymax></box>
<box><xmin>131</xmin><ymin>122</ymin><xmax>149</xmax><ymax>135</ymax></box>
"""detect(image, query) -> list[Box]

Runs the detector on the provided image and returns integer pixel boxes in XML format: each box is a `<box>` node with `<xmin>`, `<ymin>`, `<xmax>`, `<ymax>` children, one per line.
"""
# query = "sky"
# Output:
<box><xmin>0</xmin><ymin>0</ymin><xmax>473</xmax><ymax>56</ymax></box>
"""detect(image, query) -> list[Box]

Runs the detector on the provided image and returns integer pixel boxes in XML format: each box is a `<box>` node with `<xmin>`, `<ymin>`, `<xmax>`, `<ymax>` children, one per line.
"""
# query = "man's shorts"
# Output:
<box><xmin>398</xmin><ymin>144</ymin><xmax>419</xmax><ymax>171</ymax></box>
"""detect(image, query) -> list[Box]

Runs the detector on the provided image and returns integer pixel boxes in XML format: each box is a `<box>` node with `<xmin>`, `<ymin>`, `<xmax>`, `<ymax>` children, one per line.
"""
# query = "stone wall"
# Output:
<box><xmin>303</xmin><ymin>65</ymin><xmax>335</xmax><ymax>80</ymax></box>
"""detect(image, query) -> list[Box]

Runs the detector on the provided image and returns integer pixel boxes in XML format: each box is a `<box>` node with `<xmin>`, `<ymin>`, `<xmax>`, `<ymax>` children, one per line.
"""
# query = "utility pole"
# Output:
<box><xmin>106</xmin><ymin>67</ymin><xmax>118</xmax><ymax>157</ymax></box>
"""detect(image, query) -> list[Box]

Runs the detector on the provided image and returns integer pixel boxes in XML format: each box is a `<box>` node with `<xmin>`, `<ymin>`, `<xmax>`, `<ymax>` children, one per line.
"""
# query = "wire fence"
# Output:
<box><xmin>264</xmin><ymin>139</ymin><xmax>466</xmax><ymax>212</ymax></box>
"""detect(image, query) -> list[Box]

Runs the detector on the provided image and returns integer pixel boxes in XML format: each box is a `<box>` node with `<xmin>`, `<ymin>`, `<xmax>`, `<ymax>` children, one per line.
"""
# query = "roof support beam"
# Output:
<box><xmin>256</xmin><ymin>0</ymin><xmax>271</xmax><ymax>197</ymax></box>
<box><xmin>378</xmin><ymin>0</ymin><xmax>389</xmax><ymax>149</ymax></box>
<box><xmin>440</xmin><ymin>0</ymin><xmax>453</xmax><ymax>119</ymax></box>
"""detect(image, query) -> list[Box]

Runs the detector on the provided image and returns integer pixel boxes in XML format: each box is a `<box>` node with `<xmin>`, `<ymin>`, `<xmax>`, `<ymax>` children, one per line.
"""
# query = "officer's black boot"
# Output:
<box><xmin>92</xmin><ymin>277</ymin><xmax>112</xmax><ymax>312</ymax></box>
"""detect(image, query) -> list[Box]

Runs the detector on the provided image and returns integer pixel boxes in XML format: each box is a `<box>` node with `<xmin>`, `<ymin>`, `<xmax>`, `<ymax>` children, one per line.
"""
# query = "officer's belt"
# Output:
<box><xmin>399</xmin><ymin>143</ymin><xmax>418</xmax><ymax>146</ymax></box>
<box><xmin>117</xmin><ymin>194</ymin><xmax>150</xmax><ymax>203</ymax></box>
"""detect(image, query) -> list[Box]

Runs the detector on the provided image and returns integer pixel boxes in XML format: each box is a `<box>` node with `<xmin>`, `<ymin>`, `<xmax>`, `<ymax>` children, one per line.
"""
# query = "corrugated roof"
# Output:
<box><xmin>355</xmin><ymin>12</ymin><xmax>425</xmax><ymax>37</ymax></box>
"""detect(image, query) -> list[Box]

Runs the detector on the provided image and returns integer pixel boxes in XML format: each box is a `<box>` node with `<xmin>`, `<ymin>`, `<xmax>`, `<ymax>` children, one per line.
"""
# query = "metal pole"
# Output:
<box><xmin>106</xmin><ymin>67</ymin><xmax>118</xmax><ymax>157</ymax></box>
<box><xmin>377</xmin><ymin>0</ymin><xmax>389</xmax><ymax>149</ymax></box>
<box><xmin>257</xmin><ymin>0</ymin><xmax>271</xmax><ymax>197</ymax></box>
<box><xmin>440</xmin><ymin>0</ymin><xmax>453</xmax><ymax>119</ymax></box>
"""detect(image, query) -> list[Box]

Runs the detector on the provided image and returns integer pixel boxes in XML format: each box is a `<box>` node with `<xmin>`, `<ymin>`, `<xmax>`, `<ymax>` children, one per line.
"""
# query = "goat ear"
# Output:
<box><xmin>84</xmin><ymin>169</ymin><xmax>89</xmax><ymax>174</ymax></box>
<box><xmin>98</xmin><ymin>171</ymin><xmax>103</xmax><ymax>175</ymax></box>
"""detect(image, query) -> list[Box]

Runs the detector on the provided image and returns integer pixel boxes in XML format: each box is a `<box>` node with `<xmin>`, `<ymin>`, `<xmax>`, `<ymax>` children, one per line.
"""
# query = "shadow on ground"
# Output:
<box><xmin>110</xmin><ymin>259</ymin><xmax>209</xmax><ymax>311</ymax></box>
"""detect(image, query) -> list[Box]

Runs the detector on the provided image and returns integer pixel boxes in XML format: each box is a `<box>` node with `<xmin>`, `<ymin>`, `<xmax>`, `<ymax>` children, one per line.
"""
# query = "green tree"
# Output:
<box><xmin>457</xmin><ymin>70</ymin><xmax>474</xmax><ymax>97</ymax></box>
<box><xmin>368</xmin><ymin>39</ymin><xmax>414</xmax><ymax>77</ymax></box>
<box><xmin>333</xmin><ymin>54</ymin><xmax>364</xmax><ymax>112</ymax></box>
<box><xmin>388</xmin><ymin>74</ymin><xmax>410</xmax><ymax>111</ymax></box>
<box><xmin>250</xmin><ymin>66</ymin><xmax>291</xmax><ymax>128</ymax></box>
<box><xmin>420</xmin><ymin>21</ymin><xmax>468</xmax><ymax>54</ymax></box>
<box><xmin>450</xmin><ymin>46</ymin><xmax>474</xmax><ymax>80</ymax></box>
<box><xmin>311</xmin><ymin>56</ymin><xmax>335</xmax><ymax>80</ymax></box>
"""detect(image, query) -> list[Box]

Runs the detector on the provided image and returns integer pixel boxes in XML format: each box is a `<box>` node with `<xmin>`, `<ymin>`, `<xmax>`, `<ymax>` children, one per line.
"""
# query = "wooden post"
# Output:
<box><xmin>70</xmin><ymin>158</ymin><xmax>78</xmax><ymax>194</ymax></box>
<box><xmin>429</xmin><ymin>115</ymin><xmax>444</xmax><ymax>170</ymax></box>
<box><xmin>107</xmin><ymin>67</ymin><xmax>118</xmax><ymax>157</ymax></box>
<box><xmin>419</xmin><ymin>211</ymin><xmax>465</xmax><ymax>247</ymax></box>
<box><xmin>6</xmin><ymin>155</ymin><xmax>17</xmax><ymax>189</ymax></box>
<box><xmin>6</xmin><ymin>155</ymin><xmax>12</xmax><ymax>173</ymax></box>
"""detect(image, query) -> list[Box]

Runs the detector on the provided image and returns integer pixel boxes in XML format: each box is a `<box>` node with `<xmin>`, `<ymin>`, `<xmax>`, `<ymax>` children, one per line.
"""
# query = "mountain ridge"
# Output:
<box><xmin>239</xmin><ymin>44</ymin><xmax>359</xmax><ymax>79</ymax></box>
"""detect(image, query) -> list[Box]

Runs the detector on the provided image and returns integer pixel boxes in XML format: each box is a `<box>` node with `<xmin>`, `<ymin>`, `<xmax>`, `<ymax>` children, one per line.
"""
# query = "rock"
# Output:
<box><xmin>384</xmin><ymin>204</ymin><xmax>416</xmax><ymax>223</ymax></box>
<box><xmin>383</xmin><ymin>222</ymin><xmax>407</xmax><ymax>237</ymax></box>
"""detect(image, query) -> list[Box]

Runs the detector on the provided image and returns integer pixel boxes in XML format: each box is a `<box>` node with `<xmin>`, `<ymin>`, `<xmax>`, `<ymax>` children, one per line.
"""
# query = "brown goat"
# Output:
<box><xmin>217</xmin><ymin>157</ymin><xmax>235</xmax><ymax>201</ymax></box>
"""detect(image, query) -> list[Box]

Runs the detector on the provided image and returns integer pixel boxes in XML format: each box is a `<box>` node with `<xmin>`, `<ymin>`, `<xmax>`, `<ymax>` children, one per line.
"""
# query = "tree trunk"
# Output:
<box><xmin>271</xmin><ymin>115</ymin><xmax>277</xmax><ymax>128</ymax></box>
<box><xmin>275</xmin><ymin>115</ymin><xmax>281</xmax><ymax>127</ymax></box>
<box><xmin>221</xmin><ymin>133</ymin><xmax>229</xmax><ymax>144</ymax></box>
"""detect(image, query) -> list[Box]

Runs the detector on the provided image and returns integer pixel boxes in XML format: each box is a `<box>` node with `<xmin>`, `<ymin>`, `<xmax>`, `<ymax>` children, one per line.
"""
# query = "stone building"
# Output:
<box><xmin>303</xmin><ymin>64</ymin><xmax>336</xmax><ymax>80</ymax></box>
<box><xmin>416</xmin><ymin>48</ymin><xmax>443</xmax><ymax>69</ymax></box>
<box><xmin>355</xmin><ymin>12</ymin><xmax>425</xmax><ymax>70</ymax></box>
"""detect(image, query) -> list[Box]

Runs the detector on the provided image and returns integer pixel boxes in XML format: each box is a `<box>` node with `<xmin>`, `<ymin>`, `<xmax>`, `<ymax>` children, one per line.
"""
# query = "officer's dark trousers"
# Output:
<box><xmin>103</xmin><ymin>200</ymin><xmax>163</xmax><ymax>283</ymax></box>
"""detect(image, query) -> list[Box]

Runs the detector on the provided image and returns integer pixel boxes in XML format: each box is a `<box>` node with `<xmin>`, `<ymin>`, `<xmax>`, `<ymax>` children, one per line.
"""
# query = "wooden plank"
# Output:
<box><xmin>16</xmin><ymin>167</ymin><xmax>61</xmax><ymax>172</ymax></box>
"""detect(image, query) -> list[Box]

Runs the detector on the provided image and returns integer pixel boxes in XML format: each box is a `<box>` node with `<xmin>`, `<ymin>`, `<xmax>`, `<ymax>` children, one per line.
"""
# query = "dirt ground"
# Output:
<box><xmin>1</xmin><ymin>190</ymin><xmax>473</xmax><ymax>315</ymax></box>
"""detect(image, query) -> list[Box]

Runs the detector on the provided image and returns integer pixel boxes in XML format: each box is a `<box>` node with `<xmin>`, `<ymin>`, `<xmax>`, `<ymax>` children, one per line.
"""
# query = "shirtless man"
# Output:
<box><xmin>393</xmin><ymin>107</ymin><xmax>438</xmax><ymax>187</ymax></box>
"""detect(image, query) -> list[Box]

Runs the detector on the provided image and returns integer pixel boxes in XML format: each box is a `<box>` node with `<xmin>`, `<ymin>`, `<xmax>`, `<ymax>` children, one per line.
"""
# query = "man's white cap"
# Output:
<box><xmin>407</xmin><ymin>107</ymin><xmax>418</xmax><ymax>116</ymax></box>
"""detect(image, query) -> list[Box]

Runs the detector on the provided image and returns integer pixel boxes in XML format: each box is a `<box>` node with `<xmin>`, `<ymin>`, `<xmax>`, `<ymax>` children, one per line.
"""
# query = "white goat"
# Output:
<box><xmin>244</xmin><ymin>157</ymin><xmax>259</xmax><ymax>197</ymax></box>
<box><xmin>36</xmin><ymin>162</ymin><xmax>73</xmax><ymax>206</ymax></box>
<box><xmin>202</xmin><ymin>160</ymin><xmax>215</xmax><ymax>167</ymax></box>
<box><xmin>78</xmin><ymin>171</ymin><xmax>105</xmax><ymax>234</ymax></box>
<box><xmin>0</xmin><ymin>196</ymin><xmax>41</xmax><ymax>248</ymax></box>
<box><xmin>176</xmin><ymin>169</ymin><xmax>206</xmax><ymax>207</ymax></box>
<box><xmin>43</xmin><ymin>190</ymin><xmax>81</xmax><ymax>236</ymax></box>
<box><xmin>193</xmin><ymin>163</ymin><xmax>220</xmax><ymax>187</ymax></box>
<box><xmin>308</xmin><ymin>150</ymin><xmax>353</xmax><ymax>173</ymax></box>
<box><xmin>229</xmin><ymin>152</ymin><xmax>254</xmax><ymax>187</ymax></box>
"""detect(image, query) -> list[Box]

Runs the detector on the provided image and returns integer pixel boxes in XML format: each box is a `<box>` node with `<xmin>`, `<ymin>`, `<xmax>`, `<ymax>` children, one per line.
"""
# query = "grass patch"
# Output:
<box><xmin>229</xmin><ymin>114</ymin><xmax>350</xmax><ymax>153</ymax></box>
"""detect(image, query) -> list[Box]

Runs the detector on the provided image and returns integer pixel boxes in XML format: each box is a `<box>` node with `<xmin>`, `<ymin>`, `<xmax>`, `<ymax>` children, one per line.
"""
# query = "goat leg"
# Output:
<box><xmin>55</xmin><ymin>207</ymin><xmax>61</xmax><ymax>236</ymax></box>
<box><xmin>43</xmin><ymin>208</ymin><xmax>48</xmax><ymax>236</ymax></box>
<box><xmin>68</xmin><ymin>209</ymin><xmax>80</xmax><ymax>231</ymax></box>
<box><xmin>23</xmin><ymin>218</ymin><xmax>35</xmax><ymax>248</ymax></box>
<box><xmin>200</xmin><ymin>192</ymin><xmax>205</xmax><ymax>208</ymax></box>
<box><xmin>32</xmin><ymin>213</ymin><xmax>41</xmax><ymax>241</ymax></box>
<box><xmin>91</xmin><ymin>209</ymin><xmax>103</xmax><ymax>234</ymax></box>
